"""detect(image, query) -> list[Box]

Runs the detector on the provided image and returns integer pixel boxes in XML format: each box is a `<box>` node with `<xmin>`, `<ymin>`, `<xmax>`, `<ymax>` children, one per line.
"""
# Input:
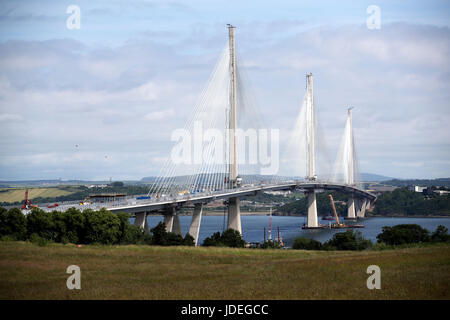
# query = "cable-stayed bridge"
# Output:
<box><xmin>43</xmin><ymin>25</ymin><xmax>376</xmax><ymax>245</ymax></box>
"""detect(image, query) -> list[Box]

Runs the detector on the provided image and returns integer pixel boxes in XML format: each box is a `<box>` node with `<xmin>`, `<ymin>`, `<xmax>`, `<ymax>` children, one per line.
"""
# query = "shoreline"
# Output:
<box><xmin>182</xmin><ymin>211</ymin><xmax>450</xmax><ymax>218</ymax></box>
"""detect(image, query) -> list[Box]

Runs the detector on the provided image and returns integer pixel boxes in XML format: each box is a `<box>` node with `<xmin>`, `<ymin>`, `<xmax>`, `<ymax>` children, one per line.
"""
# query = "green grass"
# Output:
<box><xmin>0</xmin><ymin>241</ymin><xmax>449</xmax><ymax>300</ymax></box>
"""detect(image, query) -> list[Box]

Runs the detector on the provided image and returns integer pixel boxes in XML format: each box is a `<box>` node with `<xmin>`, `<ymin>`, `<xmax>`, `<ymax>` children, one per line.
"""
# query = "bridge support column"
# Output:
<box><xmin>172</xmin><ymin>214</ymin><xmax>182</xmax><ymax>236</ymax></box>
<box><xmin>357</xmin><ymin>199</ymin><xmax>367</xmax><ymax>218</ymax></box>
<box><xmin>366</xmin><ymin>200</ymin><xmax>371</xmax><ymax>210</ymax></box>
<box><xmin>307</xmin><ymin>190</ymin><xmax>318</xmax><ymax>228</ymax></box>
<box><xmin>227</xmin><ymin>197</ymin><xmax>242</xmax><ymax>234</ymax></box>
<box><xmin>189</xmin><ymin>203</ymin><xmax>203</xmax><ymax>246</ymax></box>
<box><xmin>164</xmin><ymin>207</ymin><xmax>176</xmax><ymax>233</ymax></box>
<box><xmin>347</xmin><ymin>196</ymin><xmax>356</xmax><ymax>219</ymax></box>
<box><xmin>134</xmin><ymin>212</ymin><xmax>149</xmax><ymax>234</ymax></box>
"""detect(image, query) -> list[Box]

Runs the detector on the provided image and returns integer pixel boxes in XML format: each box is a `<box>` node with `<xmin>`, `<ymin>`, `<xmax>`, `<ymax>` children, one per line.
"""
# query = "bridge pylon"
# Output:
<box><xmin>226</xmin><ymin>24</ymin><xmax>242</xmax><ymax>234</ymax></box>
<box><xmin>305</xmin><ymin>73</ymin><xmax>318</xmax><ymax>228</ymax></box>
<box><xmin>346</xmin><ymin>107</ymin><xmax>356</xmax><ymax>220</ymax></box>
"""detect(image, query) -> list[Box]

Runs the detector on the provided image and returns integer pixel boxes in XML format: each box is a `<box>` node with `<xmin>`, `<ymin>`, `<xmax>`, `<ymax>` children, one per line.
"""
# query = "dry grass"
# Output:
<box><xmin>0</xmin><ymin>242</ymin><xmax>449</xmax><ymax>300</ymax></box>
<box><xmin>0</xmin><ymin>187</ymin><xmax>75</xmax><ymax>203</ymax></box>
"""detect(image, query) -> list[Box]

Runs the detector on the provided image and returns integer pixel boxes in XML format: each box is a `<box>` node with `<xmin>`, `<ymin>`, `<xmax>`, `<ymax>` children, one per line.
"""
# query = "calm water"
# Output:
<box><xmin>135</xmin><ymin>215</ymin><xmax>450</xmax><ymax>247</ymax></box>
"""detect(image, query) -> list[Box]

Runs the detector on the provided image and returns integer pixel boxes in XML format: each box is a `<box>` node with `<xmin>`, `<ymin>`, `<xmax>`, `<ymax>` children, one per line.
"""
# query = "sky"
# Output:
<box><xmin>0</xmin><ymin>0</ymin><xmax>449</xmax><ymax>181</ymax></box>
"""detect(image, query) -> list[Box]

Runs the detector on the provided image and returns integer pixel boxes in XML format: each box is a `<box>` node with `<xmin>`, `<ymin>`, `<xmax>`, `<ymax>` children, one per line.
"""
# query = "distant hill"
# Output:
<box><xmin>383</xmin><ymin>178</ymin><xmax>450</xmax><ymax>188</ymax></box>
<box><xmin>360</xmin><ymin>173</ymin><xmax>394</xmax><ymax>182</ymax></box>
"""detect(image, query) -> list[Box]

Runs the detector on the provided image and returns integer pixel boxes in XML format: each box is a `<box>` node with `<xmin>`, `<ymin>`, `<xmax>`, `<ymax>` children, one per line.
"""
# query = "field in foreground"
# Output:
<box><xmin>0</xmin><ymin>242</ymin><xmax>449</xmax><ymax>299</ymax></box>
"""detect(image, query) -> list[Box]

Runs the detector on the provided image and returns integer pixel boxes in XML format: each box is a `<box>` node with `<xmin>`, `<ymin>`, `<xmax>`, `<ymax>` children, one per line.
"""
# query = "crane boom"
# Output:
<box><xmin>328</xmin><ymin>194</ymin><xmax>341</xmax><ymax>226</ymax></box>
<box><xmin>22</xmin><ymin>189</ymin><xmax>29</xmax><ymax>209</ymax></box>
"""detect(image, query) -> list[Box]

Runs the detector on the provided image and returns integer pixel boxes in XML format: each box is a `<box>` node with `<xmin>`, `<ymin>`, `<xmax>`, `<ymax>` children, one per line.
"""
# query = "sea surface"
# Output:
<box><xmin>135</xmin><ymin>215</ymin><xmax>450</xmax><ymax>247</ymax></box>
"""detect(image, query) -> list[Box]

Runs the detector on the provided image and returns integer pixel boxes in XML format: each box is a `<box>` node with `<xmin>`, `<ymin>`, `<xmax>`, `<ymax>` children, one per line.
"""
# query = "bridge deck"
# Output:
<box><xmin>40</xmin><ymin>182</ymin><xmax>376</xmax><ymax>215</ymax></box>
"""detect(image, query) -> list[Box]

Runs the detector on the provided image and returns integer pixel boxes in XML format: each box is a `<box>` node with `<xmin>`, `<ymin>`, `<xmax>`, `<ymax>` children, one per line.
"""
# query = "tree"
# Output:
<box><xmin>149</xmin><ymin>221</ymin><xmax>194</xmax><ymax>246</ymax></box>
<box><xmin>202</xmin><ymin>229</ymin><xmax>245</xmax><ymax>248</ymax></box>
<box><xmin>261</xmin><ymin>240</ymin><xmax>281</xmax><ymax>249</ymax></box>
<box><xmin>376</xmin><ymin>224</ymin><xmax>430</xmax><ymax>245</ymax></box>
<box><xmin>292</xmin><ymin>237</ymin><xmax>322</xmax><ymax>250</ymax></box>
<box><xmin>116</xmin><ymin>212</ymin><xmax>133</xmax><ymax>244</ymax></box>
<box><xmin>26</xmin><ymin>208</ymin><xmax>55</xmax><ymax>240</ymax></box>
<box><xmin>83</xmin><ymin>208</ymin><xmax>121</xmax><ymax>244</ymax></box>
<box><xmin>431</xmin><ymin>225</ymin><xmax>450</xmax><ymax>243</ymax></box>
<box><xmin>121</xmin><ymin>224</ymin><xmax>147</xmax><ymax>244</ymax></box>
<box><xmin>51</xmin><ymin>210</ymin><xmax>67</xmax><ymax>243</ymax></box>
<box><xmin>220</xmin><ymin>229</ymin><xmax>245</xmax><ymax>247</ymax></box>
<box><xmin>150</xmin><ymin>222</ymin><xmax>168</xmax><ymax>245</ymax></box>
<box><xmin>64</xmin><ymin>207</ymin><xmax>86</xmax><ymax>243</ymax></box>
<box><xmin>183</xmin><ymin>233</ymin><xmax>195</xmax><ymax>246</ymax></box>
<box><xmin>0</xmin><ymin>208</ymin><xmax>27</xmax><ymax>240</ymax></box>
<box><xmin>323</xmin><ymin>230</ymin><xmax>372</xmax><ymax>250</ymax></box>
<box><xmin>202</xmin><ymin>232</ymin><xmax>222</xmax><ymax>247</ymax></box>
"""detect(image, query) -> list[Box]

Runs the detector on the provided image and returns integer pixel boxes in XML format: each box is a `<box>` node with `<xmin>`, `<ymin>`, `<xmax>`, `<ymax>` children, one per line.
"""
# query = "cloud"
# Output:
<box><xmin>0</xmin><ymin>113</ymin><xmax>22</xmax><ymax>122</ymax></box>
<box><xmin>0</xmin><ymin>21</ymin><xmax>449</xmax><ymax>180</ymax></box>
<box><xmin>144</xmin><ymin>109</ymin><xmax>175</xmax><ymax>121</ymax></box>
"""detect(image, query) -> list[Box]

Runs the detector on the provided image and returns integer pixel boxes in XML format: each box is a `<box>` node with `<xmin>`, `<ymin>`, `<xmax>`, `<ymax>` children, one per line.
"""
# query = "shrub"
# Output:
<box><xmin>202</xmin><ymin>229</ymin><xmax>245</xmax><ymax>248</ymax></box>
<box><xmin>149</xmin><ymin>221</ymin><xmax>194</xmax><ymax>246</ymax></box>
<box><xmin>431</xmin><ymin>225</ymin><xmax>450</xmax><ymax>243</ymax></box>
<box><xmin>203</xmin><ymin>232</ymin><xmax>222</xmax><ymax>247</ymax></box>
<box><xmin>376</xmin><ymin>224</ymin><xmax>430</xmax><ymax>245</ymax></box>
<box><xmin>0</xmin><ymin>208</ymin><xmax>27</xmax><ymax>240</ymax></box>
<box><xmin>292</xmin><ymin>237</ymin><xmax>322</xmax><ymax>250</ymax></box>
<box><xmin>261</xmin><ymin>240</ymin><xmax>281</xmax><ymax>249</ymax></box>
<box><xmin>64</xmin><ymin>208</ymin><xmax>85</xmax><ymax>244</ymax></box>
<box><xmin>323</xmin><ymin>230</ymin><xmax>372</xmax><ymax>251</ymax></box>
<box><xmin>83</xmin><ymin>208</ymin><xmax>121</xmax><ymax>244</ymax></box>
<box><xmin>26</xmin><ymin>208</ymin><xmax>55</xmax><ymax>240</ymax></box>
<box><xmin>30</xmin><ymin>233</ymin><xmax>49</xmax><ymax>246</ymax></box>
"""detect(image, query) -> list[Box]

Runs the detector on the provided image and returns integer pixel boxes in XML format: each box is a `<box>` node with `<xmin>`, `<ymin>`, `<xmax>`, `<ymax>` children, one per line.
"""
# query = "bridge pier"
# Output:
<box><xmin>164</xmin><ymin>207</ymin><xmax>176</xmax><ymax>233</ymax></box>
<box><xmin>307</xmin><ymin>190</ymin><xmax>318</xmax><ymax>227</ymax></box>
<box><xmin>134</xmin><ymin>212</ymin><xmax>149</xmax><ymax>234</ymax></box>
<box><xmin>172</xmin><ymin>214</ymin><xmax>182</xmax><ymax>236</ymax></box>
<box><xmin>357</xmin><ymin>199</ymin><xmax>367</xmax><ymax>218</ymax></box>
<box><xmin>227</xmin><ymin>197</ymin><xmax>242</xmax><ymax>234</ymax></box>
<box><xmin>366</xmin><ymin>200</ymin><xmax>371</xmax><ymax>211</ymax></box>
<box><xmin>189</xmin><ymin>203</ymin><xmax>203</xmax><ymax>246</ymax></box>
<box><xmin>347</xmin><ymin>196</ymin><xmax>356</xmax><ymax>219</ymax></box>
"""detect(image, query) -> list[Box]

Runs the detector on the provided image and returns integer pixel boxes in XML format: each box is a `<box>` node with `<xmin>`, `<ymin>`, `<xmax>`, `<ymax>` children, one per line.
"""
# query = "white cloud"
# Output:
<box><xmin>144</xmin><ymin>109</ymin><xmax>175</xmax><ymax>121</ymax></box>
<box><xmin>0</xmin><ymin>23</ymin><xmax>449</xmax><ymax>179</ymax></box>
<box><xmin>0</xmin><ymin>113</ymin><xmax>23</xmax><ymax>122</ymax></box>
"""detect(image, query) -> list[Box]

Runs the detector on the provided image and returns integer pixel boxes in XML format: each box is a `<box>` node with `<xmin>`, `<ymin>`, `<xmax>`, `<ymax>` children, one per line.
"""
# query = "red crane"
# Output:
<box><xmin>21</xmin><ymin>189</ymin><xmax>31</xmax><ymax>209</ymax></box>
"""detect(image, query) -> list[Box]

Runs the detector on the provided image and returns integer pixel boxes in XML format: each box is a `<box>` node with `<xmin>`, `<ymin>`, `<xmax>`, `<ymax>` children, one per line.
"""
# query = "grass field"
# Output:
<box><xmin>0</xmin><ymin>241</ymin><xmax>449</xmax><ymax>300</ymax></box>
<box><xmin>0</xmin><ymin>187</ymin><xmax>77</xmax><ymax>203</ymax></box>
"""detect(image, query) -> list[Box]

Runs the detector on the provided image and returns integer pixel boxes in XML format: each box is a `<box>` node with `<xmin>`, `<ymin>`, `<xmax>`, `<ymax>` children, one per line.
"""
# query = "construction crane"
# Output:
<box><xmin>21</xmin><ymin>189</ymin><xmax>30</xmax><ymax>209</ymax></box>
<box><xmin>21</xmin><ymin>189</ymin><xmax>37</xmax><ymax>210</ymax></box>
<box><xmin>328</xmin><ymin>194</ymin><xmax>343</xmax><ymax>227</ymax></box>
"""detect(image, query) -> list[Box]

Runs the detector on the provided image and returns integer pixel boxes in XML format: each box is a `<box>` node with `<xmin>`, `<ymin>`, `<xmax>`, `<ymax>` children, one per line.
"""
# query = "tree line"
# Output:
<box><xmin>0</xmin><ymin>207</ymin><xmax>194</xmax><ymax>246</ymax></box>
<box><xmin>372</xmin><ymin>188</ymin><xmax>450</xmax><ymax>216</ymax></box>
<box><xmin>292</xmin><ymin>224</ymin><xmax>449</xmax><ymax>251</ymax></box>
